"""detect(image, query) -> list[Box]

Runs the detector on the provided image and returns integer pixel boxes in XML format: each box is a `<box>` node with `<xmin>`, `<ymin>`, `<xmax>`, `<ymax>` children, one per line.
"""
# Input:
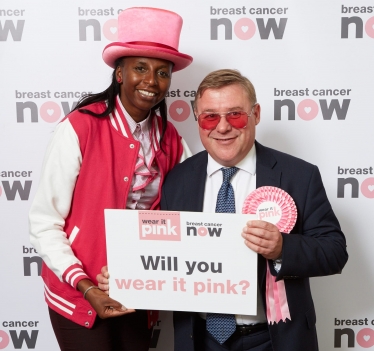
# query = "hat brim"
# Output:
<box><xmin>102</xmin><ymin>42</ymin><xmax>193</xmax><ymax>72</ymax></box>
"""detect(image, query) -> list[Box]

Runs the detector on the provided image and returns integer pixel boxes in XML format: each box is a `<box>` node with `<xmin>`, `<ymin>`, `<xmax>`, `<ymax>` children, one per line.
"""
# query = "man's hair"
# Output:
<box><xmin>194</xmin><ymin>69</ymin><xmax>257</xmax><ymax>109</ymax></box>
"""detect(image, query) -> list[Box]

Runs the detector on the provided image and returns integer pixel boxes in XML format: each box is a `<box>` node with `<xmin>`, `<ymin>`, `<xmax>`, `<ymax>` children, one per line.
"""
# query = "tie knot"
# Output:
<box><xmin>221</xmin><ymin>167</ymin><xmax>238</xmax><ymax>182</ymax></box>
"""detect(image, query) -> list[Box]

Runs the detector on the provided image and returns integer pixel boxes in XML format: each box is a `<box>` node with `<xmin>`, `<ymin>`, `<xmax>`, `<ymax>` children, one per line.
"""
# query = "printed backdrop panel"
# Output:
<box><xmin>0</xmin><ymin>0</ymin><xmax>373</xmax><ymax>349</ymax></box>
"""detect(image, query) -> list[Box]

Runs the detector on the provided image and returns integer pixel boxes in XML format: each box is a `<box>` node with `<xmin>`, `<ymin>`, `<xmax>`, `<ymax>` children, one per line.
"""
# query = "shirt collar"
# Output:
<box><xmin>207</xmin><ymin>143</ymin><xmax>256</xmax><ymax>177</ymax></box>
<box><xmin>117</xmin><ymin>97</ymin><xmax>151</xmax><ymax>135</ymax></box>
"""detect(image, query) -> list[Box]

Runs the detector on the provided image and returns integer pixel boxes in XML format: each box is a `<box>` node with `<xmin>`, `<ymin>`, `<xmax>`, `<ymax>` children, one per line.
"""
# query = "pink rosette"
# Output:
<box><xmin>242</xmin><ymin>186</ymin><xmax>297</xmax><ymax>234</ymax></box>
<box><xmin>242</xmin><ymin>186</ymin><xmax>297</xmax><ymax>324</ymax></box>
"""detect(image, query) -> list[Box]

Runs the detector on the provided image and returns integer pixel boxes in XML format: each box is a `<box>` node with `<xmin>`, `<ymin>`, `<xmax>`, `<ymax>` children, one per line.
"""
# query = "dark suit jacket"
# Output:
<box><xmin>160</xmin><ymin>141</ymin><xmax>348</xmax><ymax>351</ymax></box>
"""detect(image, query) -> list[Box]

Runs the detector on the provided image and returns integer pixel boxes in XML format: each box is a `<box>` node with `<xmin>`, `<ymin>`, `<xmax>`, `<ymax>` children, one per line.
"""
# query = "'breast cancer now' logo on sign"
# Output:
<box><xmin>210</xmin><ymin>6</ymin><xmax>288</xmax><ymax>40</ymax></box>
<box><xmin>139</xmin><ymin>211</ymin><xmax>181</xmax><ymax>241</ymax></box>
<box><xmin>78</xmin><ymin>7</ymin><xmax>120</xmax><ymax>41</ymax></box>
<box><xmin>0</xmin><ymin>9</ymin><xmax>25</xmax><ymax>41</ymax></box>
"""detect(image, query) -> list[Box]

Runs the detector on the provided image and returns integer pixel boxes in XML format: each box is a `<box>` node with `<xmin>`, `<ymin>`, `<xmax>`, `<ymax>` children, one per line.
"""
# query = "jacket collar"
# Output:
<box><xmin>188</xmin><ymin>141</ymin><xmax>282</xmax><ymax>210</ymax></box>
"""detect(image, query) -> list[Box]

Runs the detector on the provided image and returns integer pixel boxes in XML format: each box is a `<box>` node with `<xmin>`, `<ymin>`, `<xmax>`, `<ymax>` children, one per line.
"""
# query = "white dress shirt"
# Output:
<box><xmin>202</xmin><ymin>144</ymin><xmax>267</xmax><ymax>325</ymax></box>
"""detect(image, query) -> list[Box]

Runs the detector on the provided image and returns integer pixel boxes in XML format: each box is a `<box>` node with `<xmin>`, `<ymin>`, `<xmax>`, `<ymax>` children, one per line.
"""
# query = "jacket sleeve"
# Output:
<box><xmin>29</xmin><ymin>119</ymin><xmax>90</xmax><ymax>288</ymax></box>
<box><xmin>276</xmin><ymin>165</ymin><xmax>348</xmax><ymax>280</ymax></box>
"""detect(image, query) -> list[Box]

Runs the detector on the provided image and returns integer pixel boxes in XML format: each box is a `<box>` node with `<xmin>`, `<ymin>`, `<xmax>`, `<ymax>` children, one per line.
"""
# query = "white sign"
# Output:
<box><xmin>105</xmin><ymin>210</ymin><xmax>258</xmax><ymax>315</ymax></box>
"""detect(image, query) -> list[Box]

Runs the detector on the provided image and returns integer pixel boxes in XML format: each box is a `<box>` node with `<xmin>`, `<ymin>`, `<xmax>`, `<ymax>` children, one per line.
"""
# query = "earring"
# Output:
<box><xmin>117</xmin><ymin>78</ymin><xmax>122</xmax><ymax>83</ymax></box>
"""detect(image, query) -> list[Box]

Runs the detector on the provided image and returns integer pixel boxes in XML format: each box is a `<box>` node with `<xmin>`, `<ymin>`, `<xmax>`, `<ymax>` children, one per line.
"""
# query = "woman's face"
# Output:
<box><xmin>116</xmin><ymin>57</ymin><xmax>173</xmax><ymax>122</ymax></box>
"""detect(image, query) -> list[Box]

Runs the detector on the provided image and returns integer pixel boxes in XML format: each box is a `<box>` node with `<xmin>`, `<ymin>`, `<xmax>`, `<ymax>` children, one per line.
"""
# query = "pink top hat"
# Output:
<box><xmin>102</xmin><ymin>7</ymin><xmax>193</xmax><ymax>72</ymax></box>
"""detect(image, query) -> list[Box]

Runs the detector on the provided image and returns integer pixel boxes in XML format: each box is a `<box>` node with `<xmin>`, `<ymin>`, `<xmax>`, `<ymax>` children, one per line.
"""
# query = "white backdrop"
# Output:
<box><xmin>1</xmin><ymin>0</ymin><xmax>373</xmax><ymax>350</ymax></box>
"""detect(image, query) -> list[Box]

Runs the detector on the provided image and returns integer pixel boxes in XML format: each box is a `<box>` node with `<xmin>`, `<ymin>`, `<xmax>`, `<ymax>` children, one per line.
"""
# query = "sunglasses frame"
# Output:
<box><xmin>196</xmin><ymin>105</ymin><xmax>256</xmax><ymax>131</ymax></box>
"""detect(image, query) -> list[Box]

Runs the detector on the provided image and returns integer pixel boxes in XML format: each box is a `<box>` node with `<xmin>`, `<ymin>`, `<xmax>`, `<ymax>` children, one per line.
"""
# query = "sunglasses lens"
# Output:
<box><xmin>198</xmin><ymin>114</ymin><xmax>220</xmax><ymax>130</ymax></box>
<box><xmin>226</xmin><ymin>111</ymin><xmax>248</xmax><ymax>129</ymax></box>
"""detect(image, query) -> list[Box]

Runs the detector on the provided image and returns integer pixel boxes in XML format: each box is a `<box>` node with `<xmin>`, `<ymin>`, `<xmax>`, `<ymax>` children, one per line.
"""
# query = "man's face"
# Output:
<box><xmin>196</xmin><ymin>84</ymin><xmax>260</xmax><ymax>167</ymax></box>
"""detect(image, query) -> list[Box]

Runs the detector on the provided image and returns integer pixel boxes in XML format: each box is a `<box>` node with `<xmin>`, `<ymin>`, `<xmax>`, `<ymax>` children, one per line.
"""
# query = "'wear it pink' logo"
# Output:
<box><xmin>138</xmin><ymin>211</ymin><xmax>181</xmax><ymax>241</ymax></box>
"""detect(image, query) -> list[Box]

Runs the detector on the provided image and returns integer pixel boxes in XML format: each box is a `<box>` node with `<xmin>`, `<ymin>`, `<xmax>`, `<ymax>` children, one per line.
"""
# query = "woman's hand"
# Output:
<box><xmin>96</xmin><ymin>266</ymin><xmax>110</xmax><ymax>295</ymax></box>
<box><xmin>85</xmin><ymin>287</ymin><xmax>135</xmax><ymax>319</ymax></box>
<box><xmin>77</xmin><ymin>279</ymin><xmax>135</xmax><ymax>319</ymax></box>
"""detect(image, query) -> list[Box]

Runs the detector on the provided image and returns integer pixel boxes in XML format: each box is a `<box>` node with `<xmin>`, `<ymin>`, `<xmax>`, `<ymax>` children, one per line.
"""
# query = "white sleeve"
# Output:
<box><xmin>179</xmin><ymin>138</ymin><xmax>193</xmax><ymax>163</ymax></box>
<box><xmin>29</xmin><ymin>119</ymin><xmax>85</xmax><ymax>282</ymax></box>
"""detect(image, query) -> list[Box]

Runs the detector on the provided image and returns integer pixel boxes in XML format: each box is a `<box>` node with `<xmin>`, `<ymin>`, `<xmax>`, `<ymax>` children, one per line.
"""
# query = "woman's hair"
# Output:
<box><xmin>194</xmin><ymin>69</ymin><xmax>257</xmax><ymax>109</ymax></box>
<box><xmin>72</xmin><ymin>57</ymin><xmax>169</xmax><ymax>149</ymax></box>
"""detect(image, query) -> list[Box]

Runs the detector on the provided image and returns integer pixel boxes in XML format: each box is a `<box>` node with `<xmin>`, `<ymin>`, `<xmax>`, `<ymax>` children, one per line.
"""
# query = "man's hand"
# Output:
<box><xmin>241</xmin><ymin>220</ymin><xmax>283</xmax><ymax>260</ymax></box>
<box><xmin>97</xmin><ymin>266</ymin><xmax>110</xmax><ymax>295</ymax></box>
<box><xmin>77</xmin><ymin>278</ymin><xmax>135</xmax><ymax>319</ymax></box>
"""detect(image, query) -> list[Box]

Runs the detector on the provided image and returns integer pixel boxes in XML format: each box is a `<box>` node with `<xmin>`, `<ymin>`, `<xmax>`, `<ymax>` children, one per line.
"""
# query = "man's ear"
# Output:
<box><xmin>193</xmin><ymin>108</ymin><xmax>199</xmax><ymax>122</ymax></box>
<box><xmin>254</xmin><ymin>103</ymin><xmax>261</xmax><ymax>125</ymax></box>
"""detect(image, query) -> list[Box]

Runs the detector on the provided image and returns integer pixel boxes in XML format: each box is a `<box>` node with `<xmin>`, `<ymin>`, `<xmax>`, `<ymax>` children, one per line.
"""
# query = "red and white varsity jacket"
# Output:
<box><xmin>29</xmin><ymin>101</ymin><xmax>191</xmax><ymax>328</ymax></box>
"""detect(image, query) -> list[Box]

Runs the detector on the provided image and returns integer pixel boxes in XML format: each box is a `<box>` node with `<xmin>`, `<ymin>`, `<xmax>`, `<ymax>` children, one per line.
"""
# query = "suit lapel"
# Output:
<box><xmin>183</xmin><ymin>151</ymin><xmax>208</xmax><ymax>212</ymax></box>
<box><xmin>254</xmin><ymin>141</ymin><xmax>282</xmax><ymax>305</ymax></box>
<box><xmin>255</xmin><ymin>141</ymin><xmax>281</xmax><ymax>189</ymax></box>
<box><xmin>185</xmin><ymin>144</ymin><xmax>281</xmax><ymax>211</ymax></box>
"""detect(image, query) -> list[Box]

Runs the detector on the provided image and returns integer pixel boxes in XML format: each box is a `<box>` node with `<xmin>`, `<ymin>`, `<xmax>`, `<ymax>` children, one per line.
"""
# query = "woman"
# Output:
<box><xmin>29</xmin><ymin>7</ymin><xmax>192</xmax><ymax>351</ymax></box>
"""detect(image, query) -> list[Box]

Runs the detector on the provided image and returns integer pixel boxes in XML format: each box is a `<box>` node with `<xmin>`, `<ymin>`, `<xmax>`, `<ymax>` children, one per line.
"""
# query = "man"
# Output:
<box><xmin>160</xmin><ymin>69</ymin><xmax>348</xmax><ymax>351</ymax></box>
